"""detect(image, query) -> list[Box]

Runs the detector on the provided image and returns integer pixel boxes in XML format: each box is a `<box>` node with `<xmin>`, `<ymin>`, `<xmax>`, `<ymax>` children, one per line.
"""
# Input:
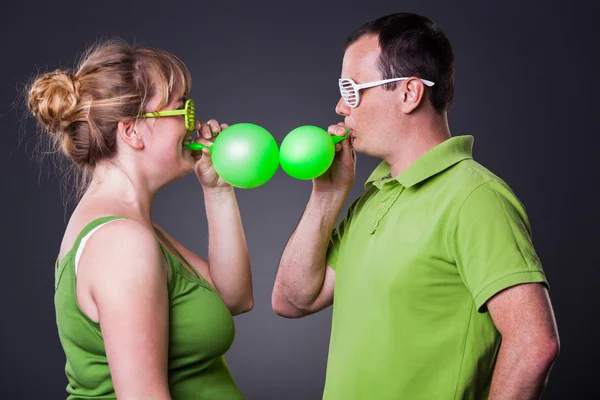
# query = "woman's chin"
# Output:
<box><xmin>181</xmin><ymin>147</ymin><xmax>195</xmax><ymax>161</ymax></box>
<box><xmin>182</xmin><ymin>158</ymin><xmax>195</xmax><ymax>173</ymax></box>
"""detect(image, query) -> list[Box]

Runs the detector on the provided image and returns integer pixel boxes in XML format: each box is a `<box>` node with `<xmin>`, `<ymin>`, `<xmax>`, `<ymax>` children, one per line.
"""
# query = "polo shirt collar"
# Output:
<box><xmin>365</xmin><ymin>135</ymin><xmax>474</xmax><ymax>189</ymax></box>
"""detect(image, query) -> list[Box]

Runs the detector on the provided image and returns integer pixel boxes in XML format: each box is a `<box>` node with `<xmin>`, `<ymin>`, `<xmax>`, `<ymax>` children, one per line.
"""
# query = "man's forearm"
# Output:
<box><xmin>273</xmin><ymin>190</ymin><xmax>347</xmax><ymax>310</ymax></box>
<box><xmin>488</xmin><ymin>339</ymin><xmax>559</xmax><ymax>399</ymax></box>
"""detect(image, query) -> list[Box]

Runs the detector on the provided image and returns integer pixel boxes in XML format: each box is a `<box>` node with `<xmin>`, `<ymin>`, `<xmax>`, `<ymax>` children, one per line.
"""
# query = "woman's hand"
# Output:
<box><xmin>193</xmin><ymin>119</ymin><xmax>232</xmax><ymax>190</ymax></box>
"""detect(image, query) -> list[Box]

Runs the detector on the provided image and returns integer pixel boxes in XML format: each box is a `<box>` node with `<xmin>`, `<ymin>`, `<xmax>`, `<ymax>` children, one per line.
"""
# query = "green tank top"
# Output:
<box><xmin>54</xmin><ymin>216</ymin><xmax>243</xmax><ymax>399</ymax></box>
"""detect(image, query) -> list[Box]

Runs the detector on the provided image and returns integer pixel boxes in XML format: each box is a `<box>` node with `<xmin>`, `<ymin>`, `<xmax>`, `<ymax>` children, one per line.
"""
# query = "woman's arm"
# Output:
<box><xmin>81</xmin><ymin>219</ymin><xmax>171</xmax><ymax>400</ymax></box>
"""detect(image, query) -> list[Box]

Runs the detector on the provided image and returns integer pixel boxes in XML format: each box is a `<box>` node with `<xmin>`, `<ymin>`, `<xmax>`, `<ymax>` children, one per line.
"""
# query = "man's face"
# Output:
<box><xmin>336</xmin><ymin>34</ymin><xmax>399</xmax><ymax>156</ymax></box>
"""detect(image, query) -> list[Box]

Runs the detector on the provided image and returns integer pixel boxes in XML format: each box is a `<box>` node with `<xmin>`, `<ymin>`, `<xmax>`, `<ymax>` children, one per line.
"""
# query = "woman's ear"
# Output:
<box><xmin>117</xmin><ymin>119</ymin><xmax>144</xmax><ymax>150</ymax></box>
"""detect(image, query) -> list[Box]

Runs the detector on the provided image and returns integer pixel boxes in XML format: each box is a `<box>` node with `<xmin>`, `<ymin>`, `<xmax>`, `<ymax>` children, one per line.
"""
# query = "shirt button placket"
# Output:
<box><xmin>369</xmin><ymin>184</ymin><xmax>403</xmax><ymax>234</ymax></box>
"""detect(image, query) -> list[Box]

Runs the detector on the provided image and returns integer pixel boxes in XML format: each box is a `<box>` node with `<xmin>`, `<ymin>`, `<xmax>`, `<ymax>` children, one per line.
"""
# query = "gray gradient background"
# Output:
<box><xmin>1</xmin><ymin>0</ymin><xmax>598</xmax><ymax>398</ymax></box>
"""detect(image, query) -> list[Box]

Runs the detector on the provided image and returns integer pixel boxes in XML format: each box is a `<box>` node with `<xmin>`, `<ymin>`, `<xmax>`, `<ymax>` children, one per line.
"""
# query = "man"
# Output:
<box><xmin>272</xmin><ymin>12</ymin><xmax>559</xmax><ymax>399</ymax></box>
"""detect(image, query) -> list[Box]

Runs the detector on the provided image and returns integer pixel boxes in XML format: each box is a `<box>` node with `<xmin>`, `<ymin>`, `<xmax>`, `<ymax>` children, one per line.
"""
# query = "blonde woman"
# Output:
<box><xmin>27</xmin><ymin>39</ymin><xmax>252</xmax><ymax>399</ymax></box>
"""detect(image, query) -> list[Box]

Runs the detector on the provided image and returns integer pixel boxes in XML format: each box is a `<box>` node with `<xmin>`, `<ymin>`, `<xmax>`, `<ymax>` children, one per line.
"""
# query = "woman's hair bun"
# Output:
<box><xmin>27</xmin><ymin>69</ymin><xmax>81</xmax><ymax>135</ymax></box>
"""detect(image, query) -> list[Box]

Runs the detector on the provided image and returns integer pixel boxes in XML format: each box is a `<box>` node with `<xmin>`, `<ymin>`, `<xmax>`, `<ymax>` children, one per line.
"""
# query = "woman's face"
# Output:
<box><xmin>137</xmin><ymin>88</ymin><xmax>196</xmax><ymax>183</ymax></box>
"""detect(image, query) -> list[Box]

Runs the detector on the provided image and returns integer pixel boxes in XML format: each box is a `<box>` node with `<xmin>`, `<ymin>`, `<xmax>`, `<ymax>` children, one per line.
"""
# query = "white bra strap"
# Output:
<box><xmin>75</xmin><ymin>219</ymin><xmax>124</xmax><ymax>277</ymax></box>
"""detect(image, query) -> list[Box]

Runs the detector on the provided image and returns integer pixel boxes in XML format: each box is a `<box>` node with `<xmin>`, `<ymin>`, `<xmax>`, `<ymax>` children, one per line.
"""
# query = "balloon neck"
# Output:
<box><xmin>186</xmin><ymin>142</ymin><xmax>209</xmax><ymax>151</ymax></box>
<box><xmin>331</xmin><ymin>130</ymin><xmax>349</xmax><ymax>144</ymax></box>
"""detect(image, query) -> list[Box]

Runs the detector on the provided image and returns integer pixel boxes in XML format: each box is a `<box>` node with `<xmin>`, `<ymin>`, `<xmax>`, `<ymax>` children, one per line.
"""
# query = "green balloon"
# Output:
<box><xmin>210</xmin><ymin>123</ymin><xmax>279</xmax><ymax>189</ymax></box>
<box><xmin>279</xmin><ymin>125</ymin><xmax>343</xmax><ymax>180</ymax></box>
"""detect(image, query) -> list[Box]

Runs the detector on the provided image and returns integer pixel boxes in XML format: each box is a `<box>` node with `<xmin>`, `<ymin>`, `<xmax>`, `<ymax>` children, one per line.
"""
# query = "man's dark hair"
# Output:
<box><xmin>346</xmin><ymin>13</ymin><xmax>454</xmax><ymax>113</ymax></box>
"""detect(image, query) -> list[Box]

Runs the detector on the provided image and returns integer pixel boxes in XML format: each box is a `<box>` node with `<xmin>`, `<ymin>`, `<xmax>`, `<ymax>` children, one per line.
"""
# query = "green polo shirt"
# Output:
<box><xmin>323</xmin><ymin>135</ymin><xmax>547</xmax><ymax>400</ymax></box>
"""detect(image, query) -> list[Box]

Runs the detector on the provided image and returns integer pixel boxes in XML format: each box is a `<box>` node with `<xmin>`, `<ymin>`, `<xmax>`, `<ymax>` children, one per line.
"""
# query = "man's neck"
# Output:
<box><xmin>385</xmin><ymin>115</ymin><xmax>451</xmax><ymax>178</ymax></box>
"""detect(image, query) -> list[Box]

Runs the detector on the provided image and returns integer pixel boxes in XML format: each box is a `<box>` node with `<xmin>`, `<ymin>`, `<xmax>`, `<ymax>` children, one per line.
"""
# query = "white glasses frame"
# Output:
<box><xmin>339</xmin><ymin>77</ymin><xmax>435</xmax><ymax>108</ymax></box>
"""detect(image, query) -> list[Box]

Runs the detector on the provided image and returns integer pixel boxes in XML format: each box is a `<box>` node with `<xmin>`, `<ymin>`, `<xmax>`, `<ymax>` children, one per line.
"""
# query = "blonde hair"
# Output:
<box><xmin>26</xmin><ymin>38</ymin><xmax>191</xmax><ymax>199</ymax></box>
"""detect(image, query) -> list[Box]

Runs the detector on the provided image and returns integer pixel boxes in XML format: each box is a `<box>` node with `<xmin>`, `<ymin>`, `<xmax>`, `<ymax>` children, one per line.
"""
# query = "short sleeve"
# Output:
<box><xmin>326</xmin><ymin>196</ymin><xmax>361</xmax><ymax>271</ymax></box>
<box><xmin>450</xmin><ymin>180</ymin><xmax>548</xmax><ymax>311</ymax></box>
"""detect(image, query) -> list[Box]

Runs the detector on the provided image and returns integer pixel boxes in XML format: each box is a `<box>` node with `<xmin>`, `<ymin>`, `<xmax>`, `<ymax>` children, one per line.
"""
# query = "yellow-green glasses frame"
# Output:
<box><xmin>140</xmin><ymin>99</ymin><xmax>195</xmax><ymax>132</ymax></box>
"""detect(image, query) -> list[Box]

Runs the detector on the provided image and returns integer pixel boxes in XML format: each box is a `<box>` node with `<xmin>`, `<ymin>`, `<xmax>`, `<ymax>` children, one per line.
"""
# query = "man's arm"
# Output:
<box><xmin>272</xmin><ymin>123</ymin><xmax>354</xmax><ymax>318</ymax></box>
<box><xmin>271</xmin><ymin>191</ymin><xmax>342</xmax><ymax>318</ymax></box>
<box><xmin>487</xmin><ymin>283</ymin><xmax>560</xmax><ymax>400</ymax></box>
<box><xmin>449</xmin><ymin>180</ymin><xmax>559</xmax><ymax>398</ymax></box>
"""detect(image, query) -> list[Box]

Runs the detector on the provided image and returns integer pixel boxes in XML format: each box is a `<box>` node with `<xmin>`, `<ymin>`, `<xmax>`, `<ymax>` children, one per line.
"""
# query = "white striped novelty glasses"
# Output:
<box><xmin>339</xmin><ymin>77</ymin><xmax>435</xmax><ymax>108</ymax></box>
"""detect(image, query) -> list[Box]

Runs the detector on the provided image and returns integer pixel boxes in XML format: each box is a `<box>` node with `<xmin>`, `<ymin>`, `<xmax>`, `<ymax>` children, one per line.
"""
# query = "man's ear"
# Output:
<box><xmin>398</xmin><ymin>78</ymin><xmax>426</xmax><ymax>114</ymax></box>
<box><xmin>117</xmin><ymin>119</ymin><xmax>144</xmax><ymax>150</ymax></box>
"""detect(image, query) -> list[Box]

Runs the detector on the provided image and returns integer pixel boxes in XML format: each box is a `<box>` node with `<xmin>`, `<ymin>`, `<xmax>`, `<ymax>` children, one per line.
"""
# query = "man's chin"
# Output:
<box><xmin>350</xmin><ymin>138</ymin><xmax>364</xmax><ymax>153</ymax></box>
<box><xmin>354</xmin><ymin>143</ymin><xmax>380</xmax><ymax>158</ymax></box>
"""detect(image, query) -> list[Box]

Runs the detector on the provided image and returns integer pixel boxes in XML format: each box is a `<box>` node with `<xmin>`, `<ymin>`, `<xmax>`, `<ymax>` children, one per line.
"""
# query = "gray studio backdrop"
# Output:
<box><xmin>1</xmin><ymin>0</ymin><xmax>598</xmax><ymax>398</ymax></box>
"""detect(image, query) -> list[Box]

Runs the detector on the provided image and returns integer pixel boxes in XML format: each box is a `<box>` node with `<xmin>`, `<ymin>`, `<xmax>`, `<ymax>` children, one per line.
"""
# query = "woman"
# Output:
<box><xmin>27</xmin><ymin>39</ymin><xmax>252</xmax><ymax>399</ymax></box>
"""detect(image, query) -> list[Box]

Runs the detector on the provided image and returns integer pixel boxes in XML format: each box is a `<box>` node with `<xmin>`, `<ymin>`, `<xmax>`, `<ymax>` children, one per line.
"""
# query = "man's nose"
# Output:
<box><xmin>336</xmin><ymin>97</ymin><xmax>350</xmax><ymax>116</ymax></box>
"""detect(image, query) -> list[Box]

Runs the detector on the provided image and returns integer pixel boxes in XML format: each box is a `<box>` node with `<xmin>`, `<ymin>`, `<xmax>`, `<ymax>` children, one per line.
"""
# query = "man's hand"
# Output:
<box><xmin>313</xmin><ymin>123</ymin><xmax>356</xmax><ymax>194</ymax></box>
